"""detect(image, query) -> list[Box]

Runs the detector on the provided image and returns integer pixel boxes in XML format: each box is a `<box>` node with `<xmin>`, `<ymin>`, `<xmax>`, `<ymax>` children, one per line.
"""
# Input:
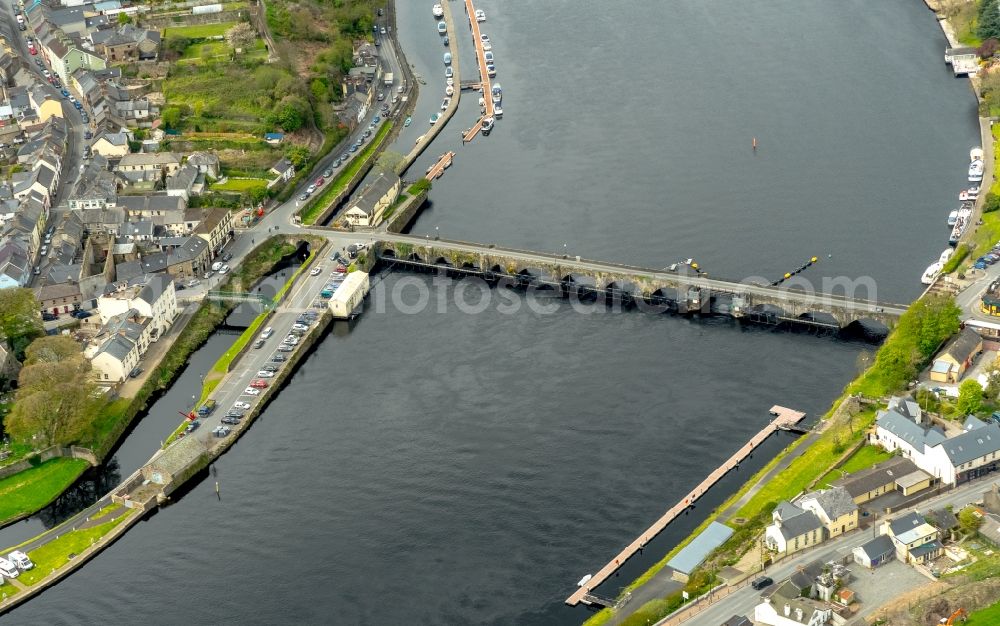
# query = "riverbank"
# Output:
<box><xmin>0</xmin><ymin>236</ymin><xmax>337</xmax><ymax>616</ymax></box>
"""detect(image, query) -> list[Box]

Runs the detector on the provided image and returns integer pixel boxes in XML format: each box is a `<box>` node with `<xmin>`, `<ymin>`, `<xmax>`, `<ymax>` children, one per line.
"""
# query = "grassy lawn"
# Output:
<box><xmin>300</xmin><ymin>121</ymin><xmax>394</xmax><ymax>225</ymax></box>
<box><xmin>817</xmin><ymin>444</ymin><xmax>893</xmax><ymax>487</ymax></box>
<box><xmin>0</xmin><ymin>459</ymin><xmax>90</xmax><ymax>525</ymax></box>
<box><xmin>18</xmin><ymin>511</ymin><xmax>134</xmax><ymax>585</ymax></box>
<box><xmin>968</xmin><ymin>600</ymin><xmax>1000</xmax><ymax>626</ymax></box>
<box><xmin>163</xmin><ymin>22</ymin><xmax>236</xmax><ymax>39</ymax></box>
<box><xmin>210</xmin><ymin>177</ymin><xmax>269</xmax><ymax>193</ymax></box>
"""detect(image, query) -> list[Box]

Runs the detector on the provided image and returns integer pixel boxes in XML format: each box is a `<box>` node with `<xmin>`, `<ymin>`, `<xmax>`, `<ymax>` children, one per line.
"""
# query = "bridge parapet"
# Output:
<box><xmin>373</xmin><ymin>239</ymin><xmax>906</xmax><ymax>330</ymax></box>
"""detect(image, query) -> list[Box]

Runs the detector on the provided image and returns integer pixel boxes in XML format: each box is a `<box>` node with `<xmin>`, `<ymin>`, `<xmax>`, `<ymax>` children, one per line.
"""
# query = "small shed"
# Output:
<box><xmin>142</xmin><ymin>435</ymin><xmax>206</xmax><ymax>488</ymax></box>
<box><xmin>852</xmin><ymin>534</ymin><xmax>894</xmax><ymax>569</ymax></box>
<box><xmin>667</xmin><ymin>521</ymin><xmax>733</xmax><ymax>582</ymax></box>
<box><xmin>264</xmin><ymin>132</ymin><xmax>284</xmax><ymax>145</ymax></box>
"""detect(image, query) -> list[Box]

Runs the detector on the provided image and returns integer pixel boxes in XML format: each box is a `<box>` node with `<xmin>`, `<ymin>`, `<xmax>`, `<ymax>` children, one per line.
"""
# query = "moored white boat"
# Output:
<box><xmin>430</xmin><ymin>112</ymin><xmax>441</xmax><ymax>125</ymax></box>
<box><xmin>441</xmin><ymin>97</ymin><xmax>451</xmax><ymax>110</ymax></box>
<box><xmin>475</xmin><ymin>9</ymin><xmax>486</xmax><ymax>22</ymax></box>
<box><xmin>939</xmin><ymin>248</ymin><xmax>955</xmax><ymax>265</ymax></box>
<box><xmin>969</xmin><ymin>159</ymin><xmax>985</xmax><ymax>183</ymax></box>
<box><xmin>445</xmin><ymin>85</ymin><xmax>454</xmax><ymax>96</ymax></box>
<box><xmin>481</xmin><ymin>116</ymin><xmax>494</xmax><ymax>134</ymax></box>
<box><xmin>494</xmin><ymin>105</ymin><xmax>503</xmax><ymax>118</ymax></box>
<box><xmin>437</xmin><ymin>21</ymin><xmax>447</xmax><ymax>34</ymax></box>
<box><xmin>921</xmin><ymin>261</ymin><xmax>942</xmax><ymax>285</ymax></box>
<box><xmin>950</xmin><ymin>207</ymin><xmax>973</xmax><ymax>245</ymax></box>
<box><xmin>432</xmin><ymin>3</ymin><xmax>443</xmax><ymax>18</ymax></box>
<box><xmin>971</xmin><ymin>147</ymin><xmax>984</xmax><ymax>162</ymax></box>
<box><xmin>948</xmin><ymin>209</ymin><xmax>958</xmax><ymax>227</ymax></box>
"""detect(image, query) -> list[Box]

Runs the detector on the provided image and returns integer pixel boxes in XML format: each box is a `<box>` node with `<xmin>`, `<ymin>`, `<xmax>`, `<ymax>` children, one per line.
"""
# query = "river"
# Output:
<box><xmin>4</xmin><ymin>0</ymin><xmax>978</xmax><ymax>624</ymax></box>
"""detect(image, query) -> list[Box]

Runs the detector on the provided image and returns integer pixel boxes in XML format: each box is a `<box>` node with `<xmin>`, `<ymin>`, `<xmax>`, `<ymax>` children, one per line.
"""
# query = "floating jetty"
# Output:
<box><xmin>565</xmin><ymin>405</ymin><xmax>806</xmax><ymax>606</ymax></box>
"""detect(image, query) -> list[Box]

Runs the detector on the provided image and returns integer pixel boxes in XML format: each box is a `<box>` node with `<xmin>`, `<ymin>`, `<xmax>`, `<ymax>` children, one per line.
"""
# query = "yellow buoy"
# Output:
<box><xmin>811</xmin><ymin>256</ymin><xmax>818</xmax><ymax>263</ymax></box>
<box><xmin>784</xmin><ymin>272</ymin><xmax>791</xmax><ymax>279</ymax></box>
<box><xmin>691</xmin><ymin>262</ymin><xmax>699</xmax><ymax>270</ymax></box>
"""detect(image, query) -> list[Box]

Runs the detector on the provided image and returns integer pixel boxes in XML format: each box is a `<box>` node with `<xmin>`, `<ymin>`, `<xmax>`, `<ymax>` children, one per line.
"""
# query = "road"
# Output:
<box><xmin>678</xmin><ymin>476</ymin><xmax>999</xmax><ymax>626</ymax></box>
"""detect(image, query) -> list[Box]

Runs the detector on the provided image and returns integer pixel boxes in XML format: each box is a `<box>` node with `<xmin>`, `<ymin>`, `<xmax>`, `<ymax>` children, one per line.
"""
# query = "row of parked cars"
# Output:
<box><xmin>973</xmin><ymin>246</ymin><xmax>1000</xmax><ymax>270</ymax></box>
<box><xmin>0</xmin><ymin>550</ymin><xmax>34</xmax><ymax>581</ymax></box>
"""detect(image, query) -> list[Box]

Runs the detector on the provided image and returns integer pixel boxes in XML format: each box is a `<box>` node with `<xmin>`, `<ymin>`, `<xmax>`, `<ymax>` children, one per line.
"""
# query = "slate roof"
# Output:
<box><xmin>938</xmin><ymin>327</ymin><xmax>982</xmax><ymax>363</ymax></box>
<box><xmin>938</xmin><ymin>422</ymin><xmax>1000</xmax><ymax>466</ymax></box>
<box><xmin>888</xmin><ymin>512</ymin><xmax>932</xmax><ymax>542</ymax></box>
<box><xmin>888</xmin><ymin>396</ymin><xmax>921</xmax><ymax>421</ymax></box>
<box><xmin>876</xmin><ymin>409</ymin><xmax>946</xmax><ymax>450</ymax></box>
<box><xmin>348</xmin><ymin>172</ymin><xmax>399</xmax><ymax>217</ymax></box>
<box><xmin>925</xmin><ymin>508</ymin><xmax>959</xmax><ymax>531</ymax></box>
<box><xmin>777</xmin><ymin>510</ymin><xmax>824</xmax><ymax>541</ymax></box>
<box><xmin>810</xmin><ymin>487</ymin><xmax>856</xmax><ymax>519</ymax></box>
<box><xmin>964</xmin><ymin>415</ymin><xmax>987</xmax><ymax>432</ymax></box>
<box><xmin>774</xmin><ymin>501</ymin><xmax>804</xmax><ymax>521</ymax></box>
<box><xmin>856</xmin><ymin>535</ymin><xmax>894</xmax><ymax>561</ymax></box>
<box><xmin>270</xmin><ymin>157</ymin><xmax>293</xmax><ymax>175</ymax></box>
<box><xmin>833</xmin><ymin>457</ymin><xmax>919</xmax><ymax>500</ymax></box>
<box><xmin>666</xmin><ymin>521</ymin><xmax>733</xmax><ymax>575</ymax></box>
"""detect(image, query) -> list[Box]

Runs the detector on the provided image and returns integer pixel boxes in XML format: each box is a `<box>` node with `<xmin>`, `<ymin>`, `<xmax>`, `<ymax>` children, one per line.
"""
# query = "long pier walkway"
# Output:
<box><xmin>462</xmin><ymin>0</ymin><xmax>494</xmax><ymax>143</ymax></box>
<box><xmin>565</xmin><ymin>406</ymin><xmax>806</xmax><ymax>606</ymax></box>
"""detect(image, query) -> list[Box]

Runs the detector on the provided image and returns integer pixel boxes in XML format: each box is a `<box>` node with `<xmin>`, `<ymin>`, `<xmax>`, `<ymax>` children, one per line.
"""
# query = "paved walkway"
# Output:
<box><xmin>117</xmin><ymin>303</ymin><xmax>199</xmax><ymax>399</ymax></box>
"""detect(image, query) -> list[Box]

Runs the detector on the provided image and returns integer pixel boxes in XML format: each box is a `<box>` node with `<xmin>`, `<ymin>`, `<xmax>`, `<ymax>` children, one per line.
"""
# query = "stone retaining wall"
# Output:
<box><xmin>0</xmin><ymin>446</ymin><xmax>98</xmax><ymax>482</ymax></box>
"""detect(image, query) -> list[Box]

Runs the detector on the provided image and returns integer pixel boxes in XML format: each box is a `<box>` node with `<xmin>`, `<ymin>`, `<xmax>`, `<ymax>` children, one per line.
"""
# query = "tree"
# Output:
<box><xmin>117</xmin><ymin>12</ymin><xmax>131</xmax><ymax>26</ymax></box>
<box><xmin>165</xmin><ymin>37</ymin><xmax>191</xmax><ymax>57</ymax></box>
<box><xmin>985</xmin><ymin>192</ymin><xmax>1000</xmax><ymax>214</ymax></box>
<box><xmin>6</xmin><ymin>356</ymin><xmax>99</xmax><ymax>447</ymax></box>
<box><xmin>284</xmin><ymin>145</ymin><xmax>310</xmax><ymax>168</ymax></box>
<box><xmin>979</xmin><ymin>38</ymin><xmax>1000</xmax><ymax>60</ymax></box>
<box><xmin>226</xmin><ymin>23</ymin><xmax>257</xmax><ymax>51</ymax></box>
<box><xmin>958</xmin><ymin>507</ymin><xmax>983</xmax><ymax>535</ymax></box>
<box><xmin>0</xmin><ymin>288</ymin><xmax>43</xmax><ymax>357</ymax></box>
<box><xmin>161</xmin><ymin>106</ymin><xmax>182</xmax><ymax>130</ymax></box>
<box><xmin>981</xmin><ymin>0</ymin><xmax>1000</xmax><ymax>41</ymax></box>
<box><xmin>24</xmin><ymin>336</ymin><xmax>81</xmax><ymax>365</ymax></box>
<box><xmin>956</xmin><ymin>379</ymin><xmax>984</xmax><ymax>417</ymax></box>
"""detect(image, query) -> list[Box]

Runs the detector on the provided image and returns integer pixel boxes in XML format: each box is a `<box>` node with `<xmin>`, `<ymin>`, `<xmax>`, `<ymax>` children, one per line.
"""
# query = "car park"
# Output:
<box><xmin>244</xmin><ymin>386</ymin><xmax>262</xmax><ymax>395</ymax></box>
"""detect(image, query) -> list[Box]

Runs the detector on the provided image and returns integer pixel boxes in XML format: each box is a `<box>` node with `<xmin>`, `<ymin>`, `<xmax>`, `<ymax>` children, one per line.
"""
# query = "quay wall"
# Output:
<box><xmin>0</xmin><ymin>446</ymin><xmax>98</xmax><ymax>482</ymax></box>
<box><xmin>385</xmin><ymin>187</ymin><xmax>430</xmax><ymax>233</ymax></box>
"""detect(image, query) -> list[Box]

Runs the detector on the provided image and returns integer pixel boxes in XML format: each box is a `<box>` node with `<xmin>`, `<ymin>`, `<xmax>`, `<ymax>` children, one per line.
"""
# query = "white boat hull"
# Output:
<box><xmin>922</xmin><ymin>261</ymin><xmax>943</xmax><ymax>285</ymax></box>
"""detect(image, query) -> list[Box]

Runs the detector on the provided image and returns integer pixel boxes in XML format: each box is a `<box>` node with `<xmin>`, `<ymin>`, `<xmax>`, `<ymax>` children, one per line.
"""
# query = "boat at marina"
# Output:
<box><xmin>948</xmin><ymin>209</ymin><xmax>958</xmax><ymax>226</ymax></box>
<box><xmin>960</xmin><ymin>186</ymin><xmax>980</xmax><ymax>202</ymax></box>
<box><xmin>494</xmin><ymin>105</ymin><xmax>503</xmax><ymax>118</ymax></box>
<box><xmin>432</xmin><ymin>4</ymin><xmax>443</xmax><ymax>18</ymax></box>
<box><xmin>441</xmin><ymin>97</ymin><xmax>451</xmax><ymax>110</ymax></box>
<box><xmin>437</xmin><ymin>21</ymin><xmax>447</xmax><ymax>34</ymax></box>
<box><xmin>445</xmin><ymin>85</ymin><xmax>454</xmax><ymax>96</ymax></box>
<box><xmin>404</xmin><ymin>117</ymin><xmax>411</xmax><ymax>127</ymax></box>
<box><xmin>940</xmin><ymin>247</ymin><xmax>955</xmax><ymax>265</ymax></box>
<box><xmin>949</xmin><ymin>207</ymin><xmax>973</xmax><ymax>245</ymax></box>
<box><xmin>969</xmin><ymin>160</ymin><xmax>984</xmax><ymax>182</ymax></box>
<box><xmin>444</xmin><ymin>52</ymin><xmax>452</xmax><ymax>65</ymax></box>
<box><xmin>921</xmin><ymin>261</ymin><xmax>942</xmax><ymax>285</ymax></box>
<box><xmin>475</xmin><ymin>9</ymin><xmax>486</xmax><ymax>22</ymax></box>
<box><xmin>492</xmin><ymin>83</ymin><xmax>502</xmax><ymax>103</ymax></box>
<box><xmin>430</xmin><ymin>112</ymin><xmax>441</xmax><ymax>125</ymax></box>
<box><xmin>482</xmin><ymin>116</ymin><xmax>494</xmax><ymax>135</ymax></box>
<box><xmin>972</xmin><ymin>147</ymin><xmax>985</xmax><ymax>161</ymax></box>
<box><xmin>487</xmin><ymin>64</ymin><xmax>496</xmax><ymax>77</ymax></box>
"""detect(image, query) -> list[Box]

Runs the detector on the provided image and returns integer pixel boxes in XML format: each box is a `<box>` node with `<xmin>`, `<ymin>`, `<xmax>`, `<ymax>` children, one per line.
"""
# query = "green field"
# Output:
<box><xmin>968</xmin><ymin>598</ymin><xmax>1000</xmax><ymax>624</ymax></box>
<box><xmin>0</xmin><ymin>459</ymin><xmax>90</xmax><ymax>525</ymax></box>
<box><xmin>210</xmin><ymin>177</ymin><xmax>269</xmax><ymax>193</ymax></box>
<box><xmin>18</xmin><ymin>510</ymin><xmax>134</xmax><ymax>585</ymax></box>
<box><xmin>817</xmin><ymin>445</ymin><xmax>894</xmax><ymax>488</ymax></box>
<box><xmin>163</xmin><ymin>22</ymin><xmax>236</xmax><ymax>39</ymax></box>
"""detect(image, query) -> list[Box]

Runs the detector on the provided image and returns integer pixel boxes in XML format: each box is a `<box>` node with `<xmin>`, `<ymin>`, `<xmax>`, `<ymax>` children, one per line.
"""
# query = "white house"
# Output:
<box><xmin>754</xmin><ymin>580</ymin><xmax>833</xmax><ymax>626</ymax></box>
<box><xmin>85</xmin><ymin>309</ymin><xmax>150</xmax><ymax>383</ymax></box>
<box><xmin>343</xmin><ymin>173</ymin><xmax>400</xmax><ymax>228</ymax></box>
<box><xmin>881</xmin><ymin>511</ymin><xmax>941</xmax><ymax>564</ymax></box>
<box><xmin>96</xmin><ymin>274</ymin><xmax>177</xmax><ymax>341</ymax></box>
<box><xmin>764</xmin><ymin>501</ymin><xmax>824</xmax><ymax>555</ymax></box>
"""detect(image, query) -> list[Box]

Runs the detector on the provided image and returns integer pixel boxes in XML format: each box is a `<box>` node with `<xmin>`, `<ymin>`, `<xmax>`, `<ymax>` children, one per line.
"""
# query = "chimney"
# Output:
<box><xmin>784</xmin><ymin>604</ymin><xmax>791</xmax><ymax>617</ymax></box>
<box><xmin>795</xmin><ymin>607</ymin><xmax>804</xmax><ymax>622</ymax></box>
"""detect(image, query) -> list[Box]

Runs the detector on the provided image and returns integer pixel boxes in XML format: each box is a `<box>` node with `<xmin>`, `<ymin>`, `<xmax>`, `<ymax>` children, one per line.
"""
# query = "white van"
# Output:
<box><xmin>211</xmin><ymin>261</ymin><xmax>223</xmax><ymax>272</ymax></box>
<box><xmin>7</xmin><ymin>551</ymin><xmax>33</xmax><ymax>571</ymax></box>
<box><xmin>0</xmin><ymin>557</ymin><xmax>19</xmax><ymax>578</ymax></box>
<box><xmin>259</xmin><ymin>327</ymin><xmax>273</xmax><ymax>340</ymax></box>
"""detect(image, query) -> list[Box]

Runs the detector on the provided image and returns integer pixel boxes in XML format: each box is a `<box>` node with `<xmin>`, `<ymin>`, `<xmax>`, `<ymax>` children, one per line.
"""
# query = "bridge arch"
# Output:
<box><xmin>796</xmin><ymin>311</ymin><xmax>841</xmax><ymax>329</ymax></box>
<box><xmin>381</xmin><ymin>247</ymin><xmax>396</xmax><ymax>259</ymax></box>
<box><xmin>604</xmin><ymin>280</ymin><xmax>639</xmax><ymax>306</ymax></box>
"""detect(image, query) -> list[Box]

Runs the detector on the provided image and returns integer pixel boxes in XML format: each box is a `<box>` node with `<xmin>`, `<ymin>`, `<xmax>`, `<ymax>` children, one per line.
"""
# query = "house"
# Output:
<box><xmin>264</xmin><ymin>132</ymin><xmax>284</xmax><ymax>145</ymax></box>
<box><xmin>91</xmin><ymin>130</ymin><xmax>130</xmax><ymax>158</ymax></box>
<box><xmin>754</xmin><ymin>580</ymin><xmax>833</xmax><ymax>626</ymax></box>
<box><xmin>930</xmin><ymin>327</ymin><xmax>983</xmax><ymax>383</ymax></box>
<box><xmin>35</xmin><ymin>281</ymin><xmax>82</xmax><ymax>316</ymax></box>
<box><xmin>91</xmin><ymin>24</ymin><xmax>160</xmax><ymax>63</ymax></box>
<box><xmin>797</xmin><ymin>486</ymin><xmax>859</xmax><ymax>539</ymax></box>
<box><xmin>186</xmin><ymin>152</ymin><xmax>220</xmax><ymax>178</ymax></box>
<box><xmin>267</xmin><ymin>157</ymin><xmax>294</xmax><ymax>189</ymax></box>
<box><xmin>833</xmin><ymin>456</ymin><xmax>923</xmax><ymax>504</ymax></box>
<box><xmin>28</xmin><ymin>86</ymin><xmax>63</xmax><ymax>124</ymax></box>
<box><xmin>921</xmin><ymin>422</ymin><xmax>1000</xmax><ymax>485</ymax></box>
<box><xmin>189</xmin><ymin>207</ymin><xmax>234</xmax><ymax>256</ymax></box>
<box><xmin>69</xmin><ymin>155</ymin><xmax>118</xmax><ymax>210</ymax></box>
<box><xmin>926</xmin><ymin>507</ymin><xmax>960</xmax><ymax>540</ymax></box>
<box><xmin>116</xmin><ymin>194</ymin><xmax>185</xmax><ymax>218</ymax></box>
<box><xmin>0</xmin><ymin>239</ymin><xmax>31</xmax><ymax>289</ymax></box>
<box><xmin>97</xmin><ymin>273</ymin><xmax>177</xmax><ymax>340</ymax></box>
<box><xmin>343</xmin><ymin>172</ymin><xmax>400</xmax><ymax>228</ymax></box>
<box><xmin>764</xmin><ymin>501</ymin><xmax>825</xmax><ymax>555</ymax></box>
<box><xmin>115</xmin><ymin>152</ymin><xmax>181</xmax><ymax>181</ymax></box>
<box><xmin>852</xmin><ymin>534</ymin><xmax>895</xmax><ymax>569</ymax></box>
<box><xmin>165</xmin><ymin>163</ymin><xmax>200</xmax><ymax>202</ymax></box>
<box><xmin>882</xmin><ymin>511</ymin><xmax>941</xmax><ymax>564</ymax></box>
<box><xmin>84</xmin><ymin>308</ymin><xmax>149</xmax><ymax>383</ymax></box>
<box><xmin>872</xmin><ymin>407</ymin><xmax>946</xmax><ymax>460</ymax></box>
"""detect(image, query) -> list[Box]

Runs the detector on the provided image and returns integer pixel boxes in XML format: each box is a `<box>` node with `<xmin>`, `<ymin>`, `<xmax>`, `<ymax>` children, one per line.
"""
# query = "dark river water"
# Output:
<box><xmin>4</xmin><ymin>0</ymin><xmax>980</xmax><ymax>624</ymax></box>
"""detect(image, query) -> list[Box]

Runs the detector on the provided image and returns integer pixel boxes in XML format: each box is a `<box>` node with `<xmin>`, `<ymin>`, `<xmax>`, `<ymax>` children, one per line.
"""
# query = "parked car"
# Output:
<box><xmin>278</xmin><ymin>345</ymin><xmax>294</xmax><ymax>352</ymax></box>
<box><xmin>186</xmin><ymin>279</ymin><xmax>200</xmax><ymax>288</ymax></box>
<box><xmin>244</xmin><ymin>387</ymin><xmax>262</xmax><ymax>395</ymax></box>
<box><xmin>975</xmin><ymin>261</ymin><xmax>988</xmax><ymax>270</ymax></box>
<box><xmin>298</xmin><ymin>193</ymin><xmax>309</xmax><ymax>201</ymax></box>
<box><xmin>263</xmin><ymin>364</ymin><xmax>280</xmax><ymax>372</ymax></box>
<box><xmin>234</xmin><ymin>401</ymin><xmax>251</xmax><ymax>410</ymax></box>
<box><xmin>221</xmin><ymin>417</ymin><xmax>240</xmax><ymax>425</ymax></box>
<box><xmin>218</xmin><ymin>264</ymin><xmax>230</xmax><ymax>274</ymax></box>
<box><xmin>72</xmin><ymin>310</ymin><xmax>92</xmax><ymax>319</ymax></box>
<box><xmin>253</xmin><ymin>339</ymin><xmax>265</xmax><ymax>349</ymax></box>
<box><xmin>128</xmin><ymin>367</ymin><xmax>143</xmax><ymax>378</ymax></box>
<box><xmin>315</xmin><ymin>177</ymin><xmax>325</xmax><ymax>187</ymax></box>
<box><xmin>212</xmin><ymin>425</ymin><xmax>231</xmax><ymax>438</ymax></box>
<box><xmin>203</xmin><ymin>271</ymin><xmax>213</xmax><ymax>279</ymax></box>
<box><xmin>271</xmin><ymin>354</ymin><xmax>287</xmax><ymax>362</ymax></box>
<box><xmin>250</xmin><ymin>379</ymin><xmax>269</xmax><ymax>388</ymax></box>
<box><xmin>751</xmin><ymin>576</ymin><xmax>774</xmax><ymax>591</ymax></box>
<box><xmin>41</xmin><ymin>312</ymin><xmax>57</xmax><ymax>321</ymax></box>
<box><xmin>256</xmin><ymin>370</ymin><xmax>275</xmax><ymax>378</ymax></box>
<box><xmin>184</xmin><ymin>420</ymin><xmax>200</xmax><ymax>435</ymax></box>
<box><xmin>323</xmin><ymin>168</ymin><xmax>333</xmax><ymax>177</ymax></box>
<box><xmin>306</xmin><ymin>184</ymin><xmax>316</xmax><ymax>194</ymax></box>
